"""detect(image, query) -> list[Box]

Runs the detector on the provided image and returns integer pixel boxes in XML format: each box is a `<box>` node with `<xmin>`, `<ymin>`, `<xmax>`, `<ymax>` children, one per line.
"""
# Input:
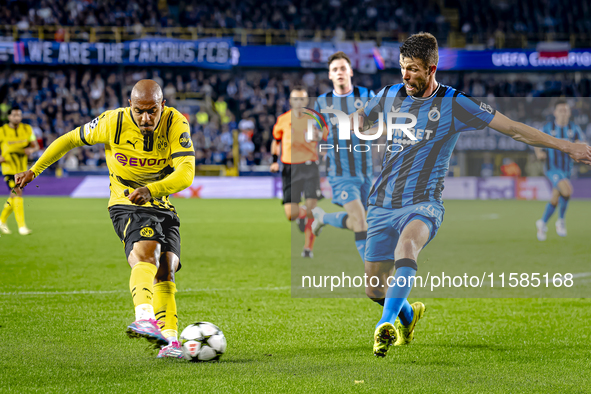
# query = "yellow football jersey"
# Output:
<box><xmin>0</xmin><ymin>122</ymin><xmax>35</xmax><ymax>175</ymax></box>
<box><xmin>31</xmin><ymin>106</ymin><xmax>196</xmax><ymax>210</ymax></box>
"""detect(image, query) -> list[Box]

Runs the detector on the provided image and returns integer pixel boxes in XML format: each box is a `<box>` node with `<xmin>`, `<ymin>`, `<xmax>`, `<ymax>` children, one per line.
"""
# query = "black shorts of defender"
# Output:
<box><xmin>109</xmin><ymin>205</ymin><xmax>182</xmax><ymax>271</ymax></box>
<box><xmin>282</xmin><ymin>162</ymin><xmax>323</xmax><ymax>204</ymax></box>
<box><xmin>4</xmin><ymin>174</ymin><xmax>16</xmax><ymax>190</ymax></box>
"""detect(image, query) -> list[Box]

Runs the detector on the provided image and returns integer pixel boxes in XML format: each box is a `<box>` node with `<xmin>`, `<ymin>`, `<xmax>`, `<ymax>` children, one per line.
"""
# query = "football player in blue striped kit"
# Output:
<box><xmin>310</xmin><ymin>51</ymin><xmax>375</xmax><ymax>262</ymax></box>
<box><xmin>535</xmin><ymin>99</ymin><xmax>585</xmax><ymax>240</ymax></box>
<box><xmin>355</xmin><ymin>33</ymin><xmax>591</xmax><ymax>357</ymax></box>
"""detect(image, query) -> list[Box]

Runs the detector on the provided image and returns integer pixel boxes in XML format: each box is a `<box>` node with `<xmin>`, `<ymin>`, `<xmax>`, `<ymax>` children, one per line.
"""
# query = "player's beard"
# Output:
<box><xmin>405</xmin><ymin>79</ymin><xmax>428</xmax><ymax>97</ymax></box>
<box><xmin>139</xmin><ymin>129</ymin><xmax>154</xmax><ymax>136</ymax></box>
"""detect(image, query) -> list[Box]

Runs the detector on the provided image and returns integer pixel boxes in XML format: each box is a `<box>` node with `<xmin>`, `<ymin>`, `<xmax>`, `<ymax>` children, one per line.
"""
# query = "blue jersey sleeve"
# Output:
<box><xmin>369</xmin><ymin>90</ymin><xmax>376</xmax><ymax>98</ymax></box>
<box><xmin>453</xmin><ymin>93</ymin><xmax>496</xmax><ymax>133</ymax></box>
<box><xmin>363</xmin><ymin>86</ymin><xmax>387</xmax><ymax>125</ymax></box>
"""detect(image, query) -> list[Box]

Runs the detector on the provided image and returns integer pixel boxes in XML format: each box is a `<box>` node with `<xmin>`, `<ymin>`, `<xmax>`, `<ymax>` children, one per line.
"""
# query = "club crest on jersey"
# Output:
<box><xmin>179</xmin><ymin>132</ymin><xmax>192</xmax><ymax>148</ymax></box>
<box><xmin>428</xmin><ymin>107</ymin><xmax>441</xmax><ymax>122</ymax></box>
<box><xmin>157</xmin><ymin>135</ymin><xmax>168</xmax><ymax>151</ymax></box>
<box><xmin>354</xmin><ymin>98</ymin><xmax>365</xmax><ymax>109</ymax></box>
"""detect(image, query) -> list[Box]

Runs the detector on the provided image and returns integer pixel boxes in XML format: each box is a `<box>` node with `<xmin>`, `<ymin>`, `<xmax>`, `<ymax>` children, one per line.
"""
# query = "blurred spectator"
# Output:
<box><xmin>458</xmin><ymin>0</ymin><xmax>590</xmax><ymax>44</ymax></box>
<box><xmin>500</xmin><ymin>158</ymin><xmax>522</xmax><ymax>177</ymax></box>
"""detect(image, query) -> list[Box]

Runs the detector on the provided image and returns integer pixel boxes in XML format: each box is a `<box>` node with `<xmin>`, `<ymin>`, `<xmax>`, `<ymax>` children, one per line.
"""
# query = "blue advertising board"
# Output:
<box><xmin>9</xmin><ymin>38</ymin><xmax>237</xmax><ymax>69</ymax></box>
<box><xmin>3</xmin><ymin>39</ymin><xmax>591</xmax><ymax>71</ymax></box>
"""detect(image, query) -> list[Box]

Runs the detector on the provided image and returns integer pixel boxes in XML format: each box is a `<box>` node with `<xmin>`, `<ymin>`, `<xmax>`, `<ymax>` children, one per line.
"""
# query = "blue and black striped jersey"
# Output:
<box><xmin>542</xmin><ymin>121</ymin><xmax>584</xmax><ymax>173</ymax></box>
<box><xmin>314</xmin><ymin>86</ymin><xmax>375</xmax><ymax>178</ymax></box>
<box><xmin>364</xmin><ymin>83</ymin><xmax>496</xmax><ymax>209</ymax></box>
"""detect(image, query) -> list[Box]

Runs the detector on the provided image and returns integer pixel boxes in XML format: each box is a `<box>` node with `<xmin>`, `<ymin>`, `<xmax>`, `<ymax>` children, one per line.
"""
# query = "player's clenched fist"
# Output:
<box><xmin>124</xmin><ymin>187</ymin><xmax>153</xmax><ymax>205</ymax></box>
<box><xmin>14</xmin><ymin>170</ymin><xmax>36</xmax><ymax>189</ymax></box>
<box><xmin>270</xmin><ymin>162</ymin><xmax>280</xmax><ymax>172</ymax></box>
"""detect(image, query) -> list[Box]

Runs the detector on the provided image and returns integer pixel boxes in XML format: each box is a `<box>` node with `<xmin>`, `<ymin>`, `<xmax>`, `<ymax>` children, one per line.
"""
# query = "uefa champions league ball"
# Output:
<box><xmin>180</xmin><ymin>322</ymin><xmax>226</xmax><ymax>362</ymax></box>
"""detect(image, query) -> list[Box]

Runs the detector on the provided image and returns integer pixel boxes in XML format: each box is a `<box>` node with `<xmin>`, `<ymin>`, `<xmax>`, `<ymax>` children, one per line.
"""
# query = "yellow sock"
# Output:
<box><xmin>129</xmin><ymin>262</ymin><xmax>158</xmax><ymax>321</ymax></box>
<box><xmin>0</xmin><ymin>197</ymin><xmax>13</xmax><ymax>223</ymax></box>
<box><xmin>153</xmin><ymin>281</ymin><xmax>178</xmax><ymax>339</ymax></box>
<box><xmin>12</xmin><ymin>196</ymin><xmax>25</xmax><ymax>228</ymax></box>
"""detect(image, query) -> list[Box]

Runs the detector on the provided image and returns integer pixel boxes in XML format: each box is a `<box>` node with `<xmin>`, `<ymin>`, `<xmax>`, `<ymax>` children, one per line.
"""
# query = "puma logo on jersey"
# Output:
<box><xmin>126</xmin><ymin>140</ymin><xmax>138</xmax><ymax>149</ymax></box>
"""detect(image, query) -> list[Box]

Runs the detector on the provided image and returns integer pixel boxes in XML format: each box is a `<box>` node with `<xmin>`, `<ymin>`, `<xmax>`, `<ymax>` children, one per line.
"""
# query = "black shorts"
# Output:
<box><xmin>282</xmin><ymin>162</ymin><xmax>323</xmax><ymax>204</ymax></box>
<box><xmin>4</xmin><ymin>174</ymin><xmax>16</xmax><ymax>190</ymax></box>
<box><xmin>109</xmin><ymin>205</ymin><xmax>182</xmax><ymax>269</ymax></box>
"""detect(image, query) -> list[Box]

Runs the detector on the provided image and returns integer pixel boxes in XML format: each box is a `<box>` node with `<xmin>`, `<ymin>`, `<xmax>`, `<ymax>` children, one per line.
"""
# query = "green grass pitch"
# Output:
<box><xmin>1</xmin><ymin>197</ymin><xmax>590</xmax><ymax>393</ymax></box>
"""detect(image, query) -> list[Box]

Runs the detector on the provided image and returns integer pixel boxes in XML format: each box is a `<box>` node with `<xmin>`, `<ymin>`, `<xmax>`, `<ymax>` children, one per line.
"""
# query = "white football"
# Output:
<box><xmin>180</xmin><ymin>322</ymin><xmax>226</xmax><ymax>362</ymax></box>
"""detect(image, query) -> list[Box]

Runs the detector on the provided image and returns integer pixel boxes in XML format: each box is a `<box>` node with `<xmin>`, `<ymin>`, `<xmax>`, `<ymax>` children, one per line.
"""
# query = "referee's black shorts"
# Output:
<box><xmin>281</xmin><ymin>161</ymin><xmax>323</xmax><ymax>204</ymax></box>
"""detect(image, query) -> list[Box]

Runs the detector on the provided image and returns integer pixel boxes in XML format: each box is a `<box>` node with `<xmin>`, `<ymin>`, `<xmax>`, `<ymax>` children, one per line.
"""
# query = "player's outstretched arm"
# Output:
<box><xmin>14</xmin><ymin>130</ymin><xmax>82</xmax><ymax>189</ymax></box>
<box><xmin>489</xmin><ymin>111</ymin><xmax>591</xmax><ymax>165</ymax></box>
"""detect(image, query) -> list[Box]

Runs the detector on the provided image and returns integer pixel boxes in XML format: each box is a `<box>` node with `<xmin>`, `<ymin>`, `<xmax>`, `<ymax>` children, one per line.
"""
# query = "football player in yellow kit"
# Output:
<box><xmin>0</xmin><ymin>106</ymin><xmax>39</xmax><ymax>235</ymax></box>
<box><xmin>15</xmin><ymin>80</ymin><xmax>195</xmax><ymax>358</ymax></box>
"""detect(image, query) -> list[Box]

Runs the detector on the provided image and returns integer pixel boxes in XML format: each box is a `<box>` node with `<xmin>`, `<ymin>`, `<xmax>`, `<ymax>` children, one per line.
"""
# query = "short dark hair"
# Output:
<box><xmin>291</xmin><ymin>84</ymin><xmax>308</xmax><ymax>94</ymax></box>
<box><xmin>399</xmin><ymin>32</ymin><xmax>439</xmax><ymax>68</ymax></box>
<box><xmin>328</xmin><ymin>51</ymin><xmax>352</xmax><ymax>69</ymax></box>
<box><xmin>554</xmin><ymin>98</ymin><xmax>568</xmax><ymax>108</ymax></box>
<box><xmin>7</xmin><ymin>105</ymin><xmax>21</xmax><ymax>115</ymax></box>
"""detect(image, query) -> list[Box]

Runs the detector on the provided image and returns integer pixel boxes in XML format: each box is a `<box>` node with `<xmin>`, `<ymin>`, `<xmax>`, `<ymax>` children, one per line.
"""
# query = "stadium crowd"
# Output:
<box><xmin>0</xmin><ymin>0</ymin><xmax>445</xmax><ymax>36</ymax></box>
<box><xmin>458</xmin><ymin>0</ymin><xmax>591</xmax><ymax>40</ymax></box>
<box><xmin>1</xmin><ymin>67</ymin><xmax>591</xmax><ymax>172</ymax></box>
<box><xmin>2</xmin><ymin>0</ymin><xmax>589</xmax><ymax>39</ymax></box>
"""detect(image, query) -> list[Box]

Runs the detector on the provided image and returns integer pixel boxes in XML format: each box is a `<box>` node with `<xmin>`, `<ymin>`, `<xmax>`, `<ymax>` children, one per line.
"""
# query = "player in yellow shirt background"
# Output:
<box><xmin>0</xmin><ymin>106</ymin><xmax>39</xmax><ymax>235</ymax></box>
<box><xmin>15</xmin><ymin>80</ymin><xmax>195</xmax><ymax>358</ymax></box>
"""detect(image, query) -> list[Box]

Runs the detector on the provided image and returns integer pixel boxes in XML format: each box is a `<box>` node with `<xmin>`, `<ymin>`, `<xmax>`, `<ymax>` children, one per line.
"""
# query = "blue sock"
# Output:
<box><xmin>323</xmin><ymin>212</ymin><xmax>348</xmax><ymax>229</ymax></box>
<box><xmin>371</xmin><ymin>297</ymin><xmax>412</xmax><ymax>325</ymax></box>
<box><xmin>375</xmin><ymin>260</ymin><xmax>417</xmax><ymax>329</ymax></box>
<box><xmin>398</xmin><ymin>300</ymin><xmax>414</xmax><ymax>325</ymax></box>
<box><xmin>541</xmin><ymin>202</ymin><xmax>556</xmax><ymax>223</ymax></box>
<box><xmin>355</xmin><ymin>231</ymin><xmax>366</xmax><ymax>262</ymax></box>
<box><xmin>558</xmin><ymin>196</ymin><xmax>569</xmax><ymax>219</ymax></box>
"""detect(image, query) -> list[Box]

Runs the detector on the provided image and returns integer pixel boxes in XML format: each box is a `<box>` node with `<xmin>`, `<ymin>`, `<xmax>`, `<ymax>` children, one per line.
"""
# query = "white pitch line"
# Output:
<box><xmin>0</xmin><ymin>286</ymin><xmax>291</xmax><ymax>296</ymax></box>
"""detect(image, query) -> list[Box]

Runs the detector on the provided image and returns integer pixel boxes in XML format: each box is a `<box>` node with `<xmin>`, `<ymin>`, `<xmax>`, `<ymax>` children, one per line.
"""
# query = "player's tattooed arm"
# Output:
<box><xmin>489</xmin><ymin>111</ymin><xmax>591</xmax><ymax>165</ymax></box>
